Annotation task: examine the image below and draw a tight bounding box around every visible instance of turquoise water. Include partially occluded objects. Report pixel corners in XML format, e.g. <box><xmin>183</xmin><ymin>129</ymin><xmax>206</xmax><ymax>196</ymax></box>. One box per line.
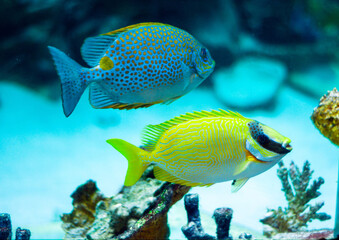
<box><xmin>1</xmin><ymin>81</ymin><xmax>337</xmax><ymax>238</ymax></box>
<box><xmin>1</xmin><ymin>1</ymin><xmax>339</xmax><ymax>239</ymax></box>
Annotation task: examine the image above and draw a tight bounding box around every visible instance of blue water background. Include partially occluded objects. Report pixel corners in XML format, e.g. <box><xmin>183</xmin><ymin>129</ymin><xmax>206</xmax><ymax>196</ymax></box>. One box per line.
<box><xmin>0</xmin><ymin>80</ymin><xmax>337</xmax><ymax>238</ymax></box>
<box><xmin>1</xmin><ymin>1</ymin><xmax>338</xmax><ymax>238</ymax></box>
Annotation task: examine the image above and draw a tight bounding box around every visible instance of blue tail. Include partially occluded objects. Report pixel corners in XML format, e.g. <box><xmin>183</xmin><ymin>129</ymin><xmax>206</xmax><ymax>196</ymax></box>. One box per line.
<box><xmin>48</xmin><ymin>46</ymin><xmax>88</xmax><ymax>117</ymax></box>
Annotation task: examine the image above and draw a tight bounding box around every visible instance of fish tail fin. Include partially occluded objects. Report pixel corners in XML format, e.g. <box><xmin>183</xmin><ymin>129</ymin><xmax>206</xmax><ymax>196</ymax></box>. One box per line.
<box><xmin>48</xmin><ymin>46</ymin><xmax>88</xmax><ymax>117</ymax></box>
<box><xmin>106</xmin><ymin>139</ymin><xmax>150</xmax><ymax>186</ymax></box>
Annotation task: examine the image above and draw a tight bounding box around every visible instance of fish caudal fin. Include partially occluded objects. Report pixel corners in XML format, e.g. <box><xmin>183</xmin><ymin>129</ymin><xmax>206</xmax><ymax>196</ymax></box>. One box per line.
<box><xmin>48</xmin><ymin>46</ymin><xmax>87</xmax><ymax>117</ymax></box>
<box><xmin>106</xmin><ymin>139</ymin><xmax>149</xmax><ymax>186</ymax></box>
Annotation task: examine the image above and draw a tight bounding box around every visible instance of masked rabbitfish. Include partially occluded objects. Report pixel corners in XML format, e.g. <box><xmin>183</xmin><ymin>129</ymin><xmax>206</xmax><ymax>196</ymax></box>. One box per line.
<box><xmin>48</xmin><ymin>22</ymin><xmax>215</xmax><ymax>117</ymax></box>
<box><xmin>107</xmin><ymin>109</ymin><xmax>292</xmax><ymax>192</ymax></box>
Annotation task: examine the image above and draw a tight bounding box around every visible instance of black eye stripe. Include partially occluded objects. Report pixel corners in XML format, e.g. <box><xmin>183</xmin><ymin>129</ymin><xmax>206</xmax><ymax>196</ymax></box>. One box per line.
<box><xmin>248</xmin><ymin>121</ymin><xmax>290</xmax><ymax>154</ymax></box>
<box><xmin>257</xmin><ymin>134</ymin><xmax>269</xmax><ymax>146</ymax></box>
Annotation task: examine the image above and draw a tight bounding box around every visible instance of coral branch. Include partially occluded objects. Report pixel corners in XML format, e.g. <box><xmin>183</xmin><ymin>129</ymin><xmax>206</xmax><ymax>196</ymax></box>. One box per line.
<box><xmin>15</xmin><ymin>228</ymin><xmax>31</xmax><ymax>240</ymax></box>
<box><xmin>213</xmin><ymin>208</ymin><xmax>233</xmax><ymax>240</ymax></box>
<box><xmin>0</xmin><ymin>214</ymin><xmax>11</xmax><ymax>240</ymax></box>
<box><xmin>277</xmin><ymin>161</ymin><xmax>294</xmax><ymax>202</ymax></box>
<box><xmin>184</xmin><ymin>194</ymin><xmax>204</xmax><ymax>232</ymax></box>
<box><xmin>0</xmin><ymin>214</ymin><xmax>31</xmax><ymax>240</ymax></box>
<box><xmin>181</xmin><ymin>194</ymin><xmax>215</xmax><ymax>240</ymax></box>
<box><xmin>182</xmin><ymin>194</ymin><xmax>252</xmax><ymax>240</ymax></box>
<box><xmin>260</xmin><ymin>161</ymin><xmax>331</xmax><ymax>237</ymax></box>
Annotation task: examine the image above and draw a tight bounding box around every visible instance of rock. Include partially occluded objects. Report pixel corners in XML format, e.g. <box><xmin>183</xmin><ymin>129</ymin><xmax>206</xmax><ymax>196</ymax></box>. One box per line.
<box><xmin>311</xmin><ymin>87</ymin><xmax>339</xmax><ymax>146</ymax></box>
<box><xmin>61</xmin><ymin>180</ymin><xmax>109</xmax><ymax>239</ymax></box>
<box><xmin>290</xmin><ymin>65</ymin><xmax>339</xmax><ymax>98</ymax></box>
<box><xmin>213</xmin><ymin>208</ymin><xmax>233</xmax><ymax>240</ymax></box>
<box><xmin>15</xmin><ymin>228</ymin><xmax>31</xmax><ymax>240</ymax></box>
<box><xmin>62</xmin><ymin>166</ymin><xmax>191</xmax><ymax>239</ymax></box>
<box><xmin>0</xmin><ymin>214</ymin><xmax>11</xmax><ymax>240</ymax></box>
<box><xmin>0</xmin><ymin>213</ymin><xmax>31</xmax><ymax>240</ymax></box>
<box><xmin>181</xmin><ymin>193</ymin><xmax>254</xmax><ymax>240</ymax></box>
<box><xmin>213</xmin><ymin>57</ymin><xmax>287</xmax><ymax>110</ymax></box>
<box><xmin>181</xmin><ymin>194</ymin><xmax>215</xmax><ymax>240</ymax></box>
<box><xmin>238</xmin><ymin>232</ymin><xmax>252</xmax><ymax>239</ymax></box>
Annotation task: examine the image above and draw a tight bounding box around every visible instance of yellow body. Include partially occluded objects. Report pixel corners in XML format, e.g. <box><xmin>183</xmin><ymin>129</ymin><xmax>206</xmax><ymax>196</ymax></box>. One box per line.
<box><xmin>107</xmin><ymin>109</ymin><xmax>292</xmax><ymax>192</ymax></box>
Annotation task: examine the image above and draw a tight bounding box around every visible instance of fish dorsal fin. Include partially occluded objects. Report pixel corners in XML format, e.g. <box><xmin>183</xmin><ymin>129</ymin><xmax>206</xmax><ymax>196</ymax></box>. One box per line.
<box><xmin>81</xmin><ymin>35</ymin><xmax>116</xmax><ymax>67</ymax></box>
<box><xmin>81</xmin><ymin>23</ymin><xmax>173</xmax><ymax>67</ymax></box>
<box><xmin>153</xmin><ymin>166</ymin><xmax>213</xmax><ymax>187</ymax></box>
<box><xmin>101</xmin><ymin>22</ymin><xmax>173</xmax><ymax>36</ymax></box>
<box><xmin>141</xmin><ymin>109</ymin><xmax>246</xmax><ymax>151</ymax></box>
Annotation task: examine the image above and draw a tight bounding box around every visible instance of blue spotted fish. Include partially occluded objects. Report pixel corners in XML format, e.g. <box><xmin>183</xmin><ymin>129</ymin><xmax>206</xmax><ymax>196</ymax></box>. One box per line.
<box><xmin>48</xmin><ymin>22</ymin><xmax>215</xmax><ymax>117</ymax></box>
<box><xmin>107</xmin><ymin>109</ymin><xmax>292</xmax><ymax>192</ymax></box>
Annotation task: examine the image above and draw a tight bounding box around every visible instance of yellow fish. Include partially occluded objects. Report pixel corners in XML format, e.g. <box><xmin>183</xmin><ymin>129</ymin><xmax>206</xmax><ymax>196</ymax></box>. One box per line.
<box><xmin>107</xmin><ymin>109</ymin><xmax>292</xmax><ymax>192</ymax></box>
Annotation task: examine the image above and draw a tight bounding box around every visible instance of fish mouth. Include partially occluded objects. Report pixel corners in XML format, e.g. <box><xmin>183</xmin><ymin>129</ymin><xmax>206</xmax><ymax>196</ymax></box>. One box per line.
<box><xmin>260</xmin><ymin>137</ymin><xmax>292</xmax><ymax>154</ymax></box>
<box><xmin>195</xmin><ymin>61</ymin><xmax>215</xmax><ymax>80</ymax></box>
<box><xmin>282</xmin><ymin>140</ymin><xmax>293</xmax><ymax>152</ymax></box>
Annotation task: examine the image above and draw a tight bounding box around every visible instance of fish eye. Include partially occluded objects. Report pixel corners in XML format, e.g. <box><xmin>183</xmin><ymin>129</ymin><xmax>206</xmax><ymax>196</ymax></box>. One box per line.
<box><xmin>200</xmin><ymin>48</ymin><xmax>208</xmax><ymax>62</ymax></box>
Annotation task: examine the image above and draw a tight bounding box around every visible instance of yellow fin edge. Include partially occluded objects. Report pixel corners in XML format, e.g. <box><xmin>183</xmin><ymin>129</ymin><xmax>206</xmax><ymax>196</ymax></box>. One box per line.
<box><xmin>101</xmin><ymin>22</ymin><xmax>173</xmax><ymax>36</ymax></box>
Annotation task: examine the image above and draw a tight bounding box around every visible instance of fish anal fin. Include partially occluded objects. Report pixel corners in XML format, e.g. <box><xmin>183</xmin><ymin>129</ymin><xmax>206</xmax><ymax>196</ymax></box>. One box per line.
<box><xmin>231</xmin><ymin>178</ymin><xmax>249</xmax><ymax>193</ymax></box>
<box><xmin>102</xmin><ymin>101</ymin><xmax>162</xmax><ymax>110</ymax></box>
<box><xmin>89</xmin><ymin>83</ymin><xmax>117</xmax><ymax>109</ymax></box>
<box><xmin>153</xmin><ymin>166</ymin><xmax>211</xmax><ymax>187</ymax></box>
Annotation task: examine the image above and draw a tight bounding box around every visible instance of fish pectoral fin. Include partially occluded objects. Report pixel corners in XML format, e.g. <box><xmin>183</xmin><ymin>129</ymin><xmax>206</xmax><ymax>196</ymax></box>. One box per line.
<box><xmin>233</xmin><ymin>161</ymin><xmax>251</xmax><ymax>176</ymax></box>
<box><xmin>89</xmin><ymin>83</ymin><xmax>117</xmax><ymax>109</ymax></box>
<box><xmin>231</xmin><ymin>178</ymin><xmax>249</xmax><ymax>193</ymax></box>
<box><xmin>153</xmin><ymin>166</ymin><xmax>211</xmax><ymax>187</ymax></box>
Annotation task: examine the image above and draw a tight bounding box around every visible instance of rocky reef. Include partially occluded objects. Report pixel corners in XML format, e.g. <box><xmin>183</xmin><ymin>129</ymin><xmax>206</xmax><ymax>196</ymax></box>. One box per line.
<box><xmin>311</xmin><ymin>87</ymin><xmax>339</xmax><ymax>146</ymax></box>
<box><xmin>182</xmin><ymin>193</ymin><xmax>252</xmax><ymax>240</ymax></box>
<box><xmin>260</xmin><ymin>161</ymin><xmax>331</xmax><ymax>238</ymax></box>
<box><xmin>213</xmin><ymin>56</ymin><xmax>287</xmax><ymax>110</ymax></box>
<box><xmin>62</xmin><ymin>166</ymin><xmax>190</xmax><ymax>239</ymax></box>
<box><xmin>0</xmin><ymin>213</ymin><xmax>31</xmax><ymax>240</ymax></box>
